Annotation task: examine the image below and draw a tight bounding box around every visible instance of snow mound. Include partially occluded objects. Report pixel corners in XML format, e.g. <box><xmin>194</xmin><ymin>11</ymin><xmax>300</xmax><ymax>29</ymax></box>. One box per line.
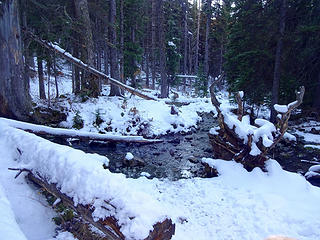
<box><xmin>0</xmin><ymin>124</ymin><xmax>167</xmax><ymax>240</ymax></box>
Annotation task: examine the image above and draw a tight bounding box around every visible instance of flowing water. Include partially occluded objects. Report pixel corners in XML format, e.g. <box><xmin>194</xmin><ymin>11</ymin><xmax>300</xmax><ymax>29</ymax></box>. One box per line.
<box><xmin>50</xmin><ymin>113</ymin><xmax>320</xmax><ymax>186</ymax></box>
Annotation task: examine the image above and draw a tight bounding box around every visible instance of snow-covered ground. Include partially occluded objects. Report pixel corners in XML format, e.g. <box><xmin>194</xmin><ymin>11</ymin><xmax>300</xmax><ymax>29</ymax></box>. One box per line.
<box><xmin>29</xmin><ymin>70</ymin><xmax>215</xmax><ymax>137</ymax></box>
<box><xmin>1</xmin><ymin>121</ymin><xmax>320</xmax><ymax>240</ymax></box>
<box><xmin>0</xmin><ymin>65</ymin><xmax>317</xmax><ymax>239</ymax></box>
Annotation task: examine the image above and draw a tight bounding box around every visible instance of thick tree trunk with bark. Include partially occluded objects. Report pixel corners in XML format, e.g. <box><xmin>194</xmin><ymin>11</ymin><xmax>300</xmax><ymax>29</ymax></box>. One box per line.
<box><xmin>109</xmin><ymin>0</ymin><xmax>121</xmax><ymax>96</ymax></box>
<box><xmin>74</xmin><ymin>0</ymin><xmax>100</xmax><ymax>97</ymax></box>
<box><xmin>270</xmin><ymin>0</ymin><xmax>287</xmax><ymax>123</ymax></box>
<box><xmin>0</xmin><ymin>0</ymin><xmax>31</xmax><ymax>120</ymax></box>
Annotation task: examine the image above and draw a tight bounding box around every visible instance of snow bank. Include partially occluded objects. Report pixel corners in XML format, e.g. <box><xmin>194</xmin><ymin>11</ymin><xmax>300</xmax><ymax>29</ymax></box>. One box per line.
<box><xmin>60</xmin><ymin>96</ymin><xmax>214</xmax><ymax>136</ymax></box>
<box><xmin>0</xmin><ymin>123</ymin><xmax>167</xmax><ymax>240</ymax></box>
<box><xmin>0</xmin><ymin>185</ymin><xmax>27</xmax><ymax>240</ymax></box>
<box><xmin>305</xmin><ymin>165</ymin><xmax>320</xmax><ymax>179</ymax></box>
<box><xmin>129</xmin><ymin>158</ymin><xmax>320</xmax><ymax>240</ymax></box>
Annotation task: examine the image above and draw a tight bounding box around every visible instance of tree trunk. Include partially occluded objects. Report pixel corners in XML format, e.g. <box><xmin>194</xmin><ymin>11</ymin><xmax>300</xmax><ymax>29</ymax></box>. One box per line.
<box><xmin>151</xmin><ymin>0</ymin><xmax>157</xmax><ymax>89</ymax></box>
<box><xmin>74</xmin><ymin>0</ymin><xmax>99</xmax><ymax>97</ymax></box>
<box><xmin>47</xmin><ymin>58</ymin><xmax>51</xmax><ymax>107</ymax></box>
<box><xmin>159</xmin><ymin>0</ymin><xmax>168</xmax><ymax>98</ymax></box>
<box><xmin>313</xmin><ymin>72</ymin><xmax>320</xmax><ymax>114</ymax></box>
<box><xmin>194</xmin><ymin>0</ymin><xmax>200</xmax><ymax>74</ymax></box>
<box><xmin>119</xmin><ymin>0</ymin><xmax>124</xmax><ymax>88</ymax></box>
<box><xmin>0</xmin><ymin>0</ymin><xmax>31</xmax><ymax>120</ymax></box>
<box><xmin>183</xmin><ymin>0</ymin><xmax>188</xmax><ymax>75</ymax></box>
<box><xmin>53</xmin><ymin>54</ymin><xmax>59</xmax><ymax>98</ymax></box>
<box><xmin>37</xmin><ymin>56</ymin><xmax>46</xmax><ymax>100</ymax></box>
<box><xmin>204</xmin><ymin>0</ymin><xmax>212</xmax><ymax>79</ymax></box>
<box><xmin>109</xmin><ymin>0</ymin><xmax>121</xmax><ymax>96</ymax></box>
<box><xmin>270</xmin><ymin>0</ymin><xmax>287</xmax><ymax>122</ymax></box>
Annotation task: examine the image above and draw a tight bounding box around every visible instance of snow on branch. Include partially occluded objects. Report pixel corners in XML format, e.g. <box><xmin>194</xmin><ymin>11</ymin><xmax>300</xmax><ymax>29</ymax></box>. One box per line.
<box><xmin>208</xmin><ymin>85</ymin><xmax>304</xmax><ymax>171</ymax></box>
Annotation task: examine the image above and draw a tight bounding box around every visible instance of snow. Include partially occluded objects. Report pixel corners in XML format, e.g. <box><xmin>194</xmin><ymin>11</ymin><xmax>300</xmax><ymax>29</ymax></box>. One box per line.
<box><xmin>58</xmin><ymin>95</ymin><xmax>214</xmax><ymax>136</ymax></box>
<box><xmin>274</xmin><ymin>104</ymin><xmax>288</xmax><ymax>113</ymax></box>
<box><xmin>128</xmin><ymin>158</ymin><xmax>320</xmax><ymax>240</ymax></box>
<box><xmin>1</xmin><ymin>122</ymin><xmax>320</xmax><ymax>239</ymax></box>
<box><xmin>209</xmin><ymin>126</ymin><xmax>219</xmax><ymax>135</ymax></box>
<box><xmin>304</xmin><ymin>144</ymin><xmax>320</xmax><ymax>150</ymax></box>
<box><xmin>168</xmin><ymin>41</ymin><xmax>176</xmax><ymax>47</ymax></box>
<box><xmin>295</xmin><ymin>131</ymin><xmax>320</xmax><ymax>144</ymax></box>
<box><xmin>0</xmin><ymin>117</ymin><xmax>153</xmax><ymax>144</ymax></box>
<box><xmin>0</xmin><ymin>185</ymin><xmax>27</xmax><ymax>240</ymax></box>
<box><xmin>0</xmin><ymin>123</ymin><xmax>167</xmax><ymax>240</ymax></box>
<box><xmin>238</xmin><ymin>91</ymin><xmax>244</xmax><ymax>99</ymax></box>
<box><xmin>305</xmin><ymin>165</ymin><xmax>320</xmax><ymax>179</ymax></box>
<box><xmin>125</xmin><ymin>152</ymin><xmax>134</xmax><ymax>161</ymax></box>
<box><xmin>283</xmin><ymin>132</ymin><xmax>297</xmax><ymax>142</ymax></box>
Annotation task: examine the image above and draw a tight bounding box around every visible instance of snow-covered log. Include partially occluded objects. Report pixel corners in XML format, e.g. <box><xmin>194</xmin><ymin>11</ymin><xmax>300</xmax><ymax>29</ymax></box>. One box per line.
<box><xmin>23</xmin><ymin>173</ymin><xmax>174</xmax><ymax>240</ymax></box>
<box><xmin>0</xmin><ymin>118</ymin><xmax>163</xmax><ymax>144</ymax></box>
<box><xmin>208</xmin><ymin>85</ymin><xmax>304</xmax><ymax>171</ymax></box>
<box><xmin>24</xmin><ymin>30</ymin><xmax>157</xmax><ymax>101</ymax></box>
<box><xmin>3</xmin><ymin>124</ymin><xmax>175</xmax><ymax>240</ymax></box>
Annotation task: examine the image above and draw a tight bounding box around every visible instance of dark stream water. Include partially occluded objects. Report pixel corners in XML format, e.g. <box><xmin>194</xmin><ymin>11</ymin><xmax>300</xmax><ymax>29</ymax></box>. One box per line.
<box><xmin>50</xmin><ymin>113</ymin><xmax>320</xmax><ymax>185</ymax></box>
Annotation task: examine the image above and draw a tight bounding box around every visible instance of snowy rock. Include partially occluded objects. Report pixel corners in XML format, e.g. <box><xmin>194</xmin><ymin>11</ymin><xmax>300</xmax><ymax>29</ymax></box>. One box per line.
<box><xmin>123</xmin><ymin>152</ymin><xmax>145</xmax><ymax>167</ymax></box>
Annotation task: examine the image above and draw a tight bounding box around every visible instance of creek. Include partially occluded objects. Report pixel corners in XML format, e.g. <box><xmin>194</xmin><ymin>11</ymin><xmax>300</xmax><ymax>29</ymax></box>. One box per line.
<box><xmin>51</xmin><ymin>113</ymin><xmax>320</xmax><ymax>186</ymax></box>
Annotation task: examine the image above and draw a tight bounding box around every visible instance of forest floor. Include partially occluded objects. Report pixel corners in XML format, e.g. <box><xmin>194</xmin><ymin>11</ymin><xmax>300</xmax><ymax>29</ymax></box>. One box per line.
<box><xmin>1</xmin><ymin>69</ymin><xmax>320</xmax><ymax>240</ymax></box>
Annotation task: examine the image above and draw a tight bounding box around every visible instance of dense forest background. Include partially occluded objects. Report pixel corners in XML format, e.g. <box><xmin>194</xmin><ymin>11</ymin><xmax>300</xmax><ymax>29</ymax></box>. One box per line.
<box><xmin>4</xmin><ymin>0</ymin><xmax>320</xmax><ymax>120</ymax></box>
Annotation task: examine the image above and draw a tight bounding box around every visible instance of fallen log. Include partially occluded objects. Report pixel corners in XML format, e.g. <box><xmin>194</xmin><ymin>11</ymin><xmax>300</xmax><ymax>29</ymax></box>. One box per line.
<box><xmin>207</xmin><ymin>85</ymin><xmax>305</xmax><ymax>171</ymax></box>
<box><xmin>24</xmin><ymin>29</ymin><xmax>157</xmax><ymax>101</ymax></box>
<box><xmin>9</xmin><ymin>169</ymin><xmax>175</xmax><ymax>240</ymax></box>
<box><xmin>0</xmin><ymin>117</ymin><xmax>163</xmax><ymax>144</ymax></box>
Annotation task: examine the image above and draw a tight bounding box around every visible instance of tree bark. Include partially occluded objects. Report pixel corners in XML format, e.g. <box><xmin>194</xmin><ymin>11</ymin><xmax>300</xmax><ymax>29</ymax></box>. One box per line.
<box><xmin>151</xmin><ymin>0</ymin><xmax>157</xmax><ymax>89</ymax></box>
<box><xmin>159</xmin><ymin>0</ymin><xmax>168</xmax><ymax>98</ymax></box>
<box><xmin>109</xmin><ymin>0</ymin><xmax>121</xmax><ymax>96</ymax></box>
<box><xmin>0</xmin><ymin>0</ymin><xmax>31</xmax><ymax>120</ymax></box>
<box><xmin>182</xmin><ymin>0</ymin><xmax>188</xmax><ymax>75</ymax></box>
<box><xmin>204</xmin><ymin>0</ymin><xmax>212</xmax><ymax>79</ymax></box>
<box><xmin>194</xmin><ymin>0</ymin><xmax>200</xmax><ymax>74</ymax></box>
<box><xmin>313</xmin><ymin>72</ymin><xmax>320</xmax><ymax>114</ymax></box>
<box><xmin>37</xmin><ymin>56</ymin><xmax>46</xmax><ymax>99</ymax></box>
<box><xmin>119</xmin><ymin>0</ymin><xmax>124</xmax><ymax>87</ymax></box>
<box><xmin>47</xmin><ymin>58</ymin><xmax>51</xmax><ymax>107</ymax></box>
<box><xmin>270</xmin><ymin>0</ymin><xmax>287</xmax><ymax>122</ymax></box>
<box><xmin>53</xmin><ymin>54</ymin><xmax>59</xmax><ymax>98</ymax></box>
<box><xmin>74</xmin><ymin>0</ymin><xmax>99</xmax><ymax>97</ymax></box>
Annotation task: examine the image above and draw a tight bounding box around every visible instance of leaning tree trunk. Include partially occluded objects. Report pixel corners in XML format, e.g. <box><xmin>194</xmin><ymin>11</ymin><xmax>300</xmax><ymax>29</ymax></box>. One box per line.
<box><xmin>0</xmin><ymin>0</ymin><xmax>31</xmax><ymax>120</ymax></box>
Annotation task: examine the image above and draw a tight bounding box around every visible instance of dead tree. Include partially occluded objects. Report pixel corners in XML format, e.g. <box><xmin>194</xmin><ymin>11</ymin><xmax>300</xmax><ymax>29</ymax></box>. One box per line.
<box><xmin>208</xmin><ymin>84</ymin><xmax>305</xmax><ymax>171</ymax></box>
<box><xmin>24</xmin><ymin>30</ymin><xmax>157</xmax><ymax>101</ymax></box>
